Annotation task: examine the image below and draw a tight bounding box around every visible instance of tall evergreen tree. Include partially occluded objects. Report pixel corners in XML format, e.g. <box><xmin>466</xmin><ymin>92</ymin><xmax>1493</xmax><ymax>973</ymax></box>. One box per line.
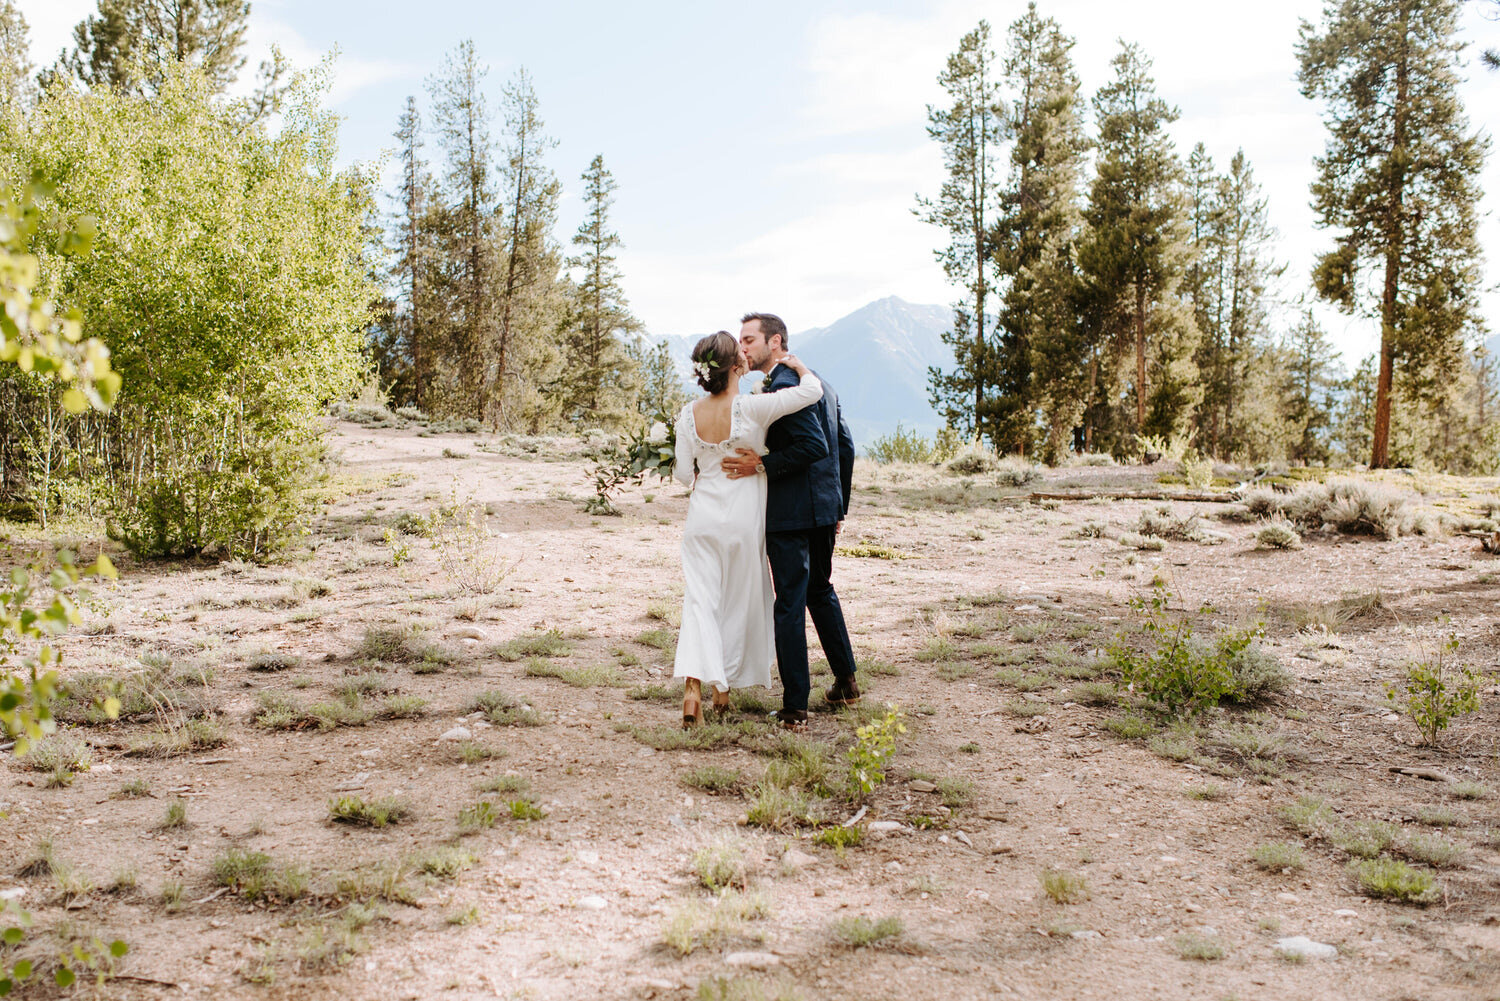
<box><xmin>1298</xmin><ymin>0</ymin><xmax>1488</xmax><ymax>468</ymax></box>
<box><xmin>1189</xmin><ymin>149</ymin><xmax>1280</xmax><ymax>458</ymax></box>
<box><xmin>382</xmin><ymin>95</ymin><xmax>435</xmax><ymax>409</ymax></box>
<box><xmin>1077</xmin><ymin>42</ymin><xmax>1199</xmax><ymax>447</ymax></box>
<box><xmin>427</xmin><ymin>39</ymin><xmax>501</xmax><ymax>418</ymax></box>
<box><xmin>490</xmin><ymin>68</ymin><xmax>563</xmax><ymax>429</ymax></box>
<box><xmin>61</xmin><ymin>0</ymin><xmax>249</xmax><ymax>95</ymax></box>
<box><xmin>1184</xmin><ymin>144</ymin><xmax>1229</xmax><ymax>450</ymax></box>
<box><xmin>991</xmin><ymin>3</ymin><xmax>1089</xmax><ymax>458</ymax></box>
<box><xmin>0</xmin><ymin>0</ymin><xmax>33</xmax><ymax>113</ymax></box>
<box><xmin>630</xmin><ymin>339</ymin><xmax>688</xmax><ymax>421</ymax></box>
<box><xmin>1281</xmin><ymin>309</ymin><xmax>1343</xmax><ymax>463</ymax></box>
<box><xmin>918</xmin><ymin>20</ymin><xmax>1006</xmax><ymax>445</ymax></box>
<box><xmin>559</xmin><ymin>154</ymin><xmax>640</xmax><ymax>427</ymax></box>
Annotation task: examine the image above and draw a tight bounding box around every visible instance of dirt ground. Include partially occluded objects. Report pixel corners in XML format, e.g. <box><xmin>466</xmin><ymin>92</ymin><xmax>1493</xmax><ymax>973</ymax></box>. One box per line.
<box><xmin>2</xmin><ymin>420</ymin><xmax>1498</xmax><ymax>1001</ymax></box>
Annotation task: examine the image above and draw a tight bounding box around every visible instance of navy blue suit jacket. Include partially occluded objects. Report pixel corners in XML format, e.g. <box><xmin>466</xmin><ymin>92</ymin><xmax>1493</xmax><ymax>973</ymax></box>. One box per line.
<box><xmin>760</xmin><ymin>364</ymin><xmax>855</xmax><ymax>533</ymax></box>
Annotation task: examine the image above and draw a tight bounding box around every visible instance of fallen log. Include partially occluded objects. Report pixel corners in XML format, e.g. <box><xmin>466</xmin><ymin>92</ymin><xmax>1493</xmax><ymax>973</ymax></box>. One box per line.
<box><xmin>1028</xmin><ymin>490</ymin><xmax>1237</xmax><ymax>503</ymax></box>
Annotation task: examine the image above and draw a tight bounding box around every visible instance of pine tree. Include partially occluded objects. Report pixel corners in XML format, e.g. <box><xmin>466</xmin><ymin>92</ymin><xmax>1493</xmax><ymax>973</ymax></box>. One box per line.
<box><xmin>629</xmin><ymin>339</ymin><xmax>687</xmax><ymax>422</ymax></box>
<box><xmin>991</xmin><ymin>4</ymin><xmax>1089</xmax><ymax>459</ymax></box>
<box><xmin>559</xmin><ymin>154</ymin><xmax>640</xmax><ymax>428</ymax></box>
<box><xmin>61</xmin><ymin>0</ymin><xmax>249</xmax><ymax>95</ymax></box>
<box><xmin>383</xmin><ymin>95</ymin><xmax>435</xmax><ymax>410</ymax></box>
<box><xmin>1185</xmin><ymin>144</ymin><xmax>1229</xmax><ymax>451</ymax></box>
<box><xmin>918</xmin><ymin>20</ymin><xmax>1006</xmax><ymax>445</ymax></box>
<box><xmin>0</xmin><ymin>0</ymin><xmax>33</xmax><ymax>114</ymax></box>
<box><xmin>490</xmin><ymin>69</ymin><xmax>563</xmax><ymax>430</ymax></box>
<box><xmin>1077</xmin><ymin>42</ymin><xmax>1199</xmax><ymax>448</ymax></box>
<box><xmin>1194</xmin><ymin>150</ymin><xmax>1280</xmax><ymax>458</ymax></box>
<box><xmin>1282</xmin><ymin>309</ymin><xmax>1343</xmax><ymax>463</ymax></box>
<box><xmin>427</xmin><ymin>40</ymin><xmax>501</xmax><ymax>419</ymax></box>
<box><xmin>1298</xmin><ymin>0</ymin><xmax>1488</xmax><ymax>468</ymax></box>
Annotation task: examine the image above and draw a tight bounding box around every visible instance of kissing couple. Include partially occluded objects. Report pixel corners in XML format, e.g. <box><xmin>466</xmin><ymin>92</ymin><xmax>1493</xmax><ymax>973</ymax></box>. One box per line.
<box><xmin>669</xmin><ymin>312</ymin><xmax>860</xmax><ymax>731</ymax></box>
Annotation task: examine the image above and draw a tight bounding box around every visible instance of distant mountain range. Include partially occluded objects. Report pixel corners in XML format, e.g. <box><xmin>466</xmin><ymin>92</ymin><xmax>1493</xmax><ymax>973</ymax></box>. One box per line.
<box><xmin>653</xmin><ymin>296</ymin><xmax>955</xmax><ymax>445</ymax></box>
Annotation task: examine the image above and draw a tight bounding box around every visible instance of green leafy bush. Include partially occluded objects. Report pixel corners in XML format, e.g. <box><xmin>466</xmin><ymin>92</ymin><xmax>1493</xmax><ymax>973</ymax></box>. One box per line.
<box><xmin>846</xmin><ymin>705</ymin><xmax>906</xmax><ymax>798</ymax></box>
<box><xmin>1385</xmin><ymin>632</ymin><xmax>1488</xmax><ymax>746</ymax></box>
<box><xmin>1108</xmin><ymin>581</ymin><xmax>1265</xmax><ymax>715</ymax></box>
<box><xmin>7</xmin><ymin>65</ymin><xmax>373</xmax><ymax>559</ymax></box>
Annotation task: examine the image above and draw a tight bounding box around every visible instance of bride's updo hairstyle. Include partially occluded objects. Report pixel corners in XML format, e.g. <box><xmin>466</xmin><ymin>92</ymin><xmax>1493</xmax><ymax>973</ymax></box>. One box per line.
<box><xmin>691</xmin><ymin>331</ymin><xmax>738</xmax><ymax>394</ymax></box>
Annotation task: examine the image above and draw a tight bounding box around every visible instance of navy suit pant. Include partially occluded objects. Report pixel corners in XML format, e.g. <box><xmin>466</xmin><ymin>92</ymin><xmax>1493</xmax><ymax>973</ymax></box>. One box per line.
<box><xmin>765</xmin><ymin>525</ymin><xmax>858</xmax><ymax>712</ymax></box>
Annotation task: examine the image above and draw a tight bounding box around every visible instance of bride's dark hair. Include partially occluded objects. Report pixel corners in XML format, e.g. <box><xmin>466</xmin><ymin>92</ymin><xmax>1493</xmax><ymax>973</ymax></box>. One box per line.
<box><xmin>691</xmin><ymin>331</ymin><xmax>738</xmax><ymax>394</ymax></box>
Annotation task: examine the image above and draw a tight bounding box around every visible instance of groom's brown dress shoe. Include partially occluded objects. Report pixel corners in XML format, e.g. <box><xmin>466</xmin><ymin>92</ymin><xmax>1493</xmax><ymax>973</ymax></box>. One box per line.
<box><xmin>825</xmin><ymin>678</ymin><xmax>861</xmax><ymax>708</ymax></box>
<box><xmin>769</xmin><ymin>708</ymin><xmax>808</xmax><ymax>731</ymax></box>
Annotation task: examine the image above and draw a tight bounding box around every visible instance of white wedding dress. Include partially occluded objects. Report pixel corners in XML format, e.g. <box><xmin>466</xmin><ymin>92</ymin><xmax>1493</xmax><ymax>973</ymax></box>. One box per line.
<box><xmin>672</xmin><ymin>373</ymin><xmax>824</xmax><ymax>694</ymax></box>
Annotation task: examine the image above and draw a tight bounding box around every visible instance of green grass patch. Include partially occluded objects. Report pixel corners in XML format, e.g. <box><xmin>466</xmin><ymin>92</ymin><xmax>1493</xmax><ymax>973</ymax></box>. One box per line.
<box><xmin>494</xmin><ymin>629</ymin><xmax>573</xmax><ymax>662</ymax></box>
<box><xmin>1252</xmin><ymin>841</ymin><xmax>1305</xmax><ymax>871</ymax></box>
<box><xmin>468</xmin><ymin>690</ymin><xmax>545</xmax><ymax>727</ymax></box>
<box><xmin>1039</xmin><ymin>868</ymin><xmax>1088</xmax><ymax>904</ymax></box>
<box><xmin>328</xmin><ymin>795</ymin><xmax>411</xmax><ymax>828</ymax></box>
<box><xmin>1351</xmin><ymin>858</ymin><xmax>1438</xmax><ymax>904</ymax></box>
<box><xmin>524</xmin><ymin>660</ymin><xmax>628</xmax><ymax>687</ymax></box>
<box><xmin>681</xmin><ymin>764</ymin><xmax>744</xmax><ymax>795</ymax></box>
<box><xmin>830</xmin><ymin>915</ymin><xmax>904</xmax><ymax>948</ymax></box>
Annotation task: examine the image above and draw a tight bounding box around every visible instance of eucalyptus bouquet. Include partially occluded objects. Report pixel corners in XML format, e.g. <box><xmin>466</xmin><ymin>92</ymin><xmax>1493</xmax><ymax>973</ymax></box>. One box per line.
<box><xmin>585</xmin><ymin>414</ymin><xmax>678</xmax><ymax>515</ymax></box>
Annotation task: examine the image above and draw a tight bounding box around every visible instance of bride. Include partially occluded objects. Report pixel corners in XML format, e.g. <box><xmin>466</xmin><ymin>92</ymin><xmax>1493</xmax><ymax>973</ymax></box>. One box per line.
<box><xmin>671</xmin><ymin>330</ymin><xmax>823</xmax><ymax>727</ymax></box>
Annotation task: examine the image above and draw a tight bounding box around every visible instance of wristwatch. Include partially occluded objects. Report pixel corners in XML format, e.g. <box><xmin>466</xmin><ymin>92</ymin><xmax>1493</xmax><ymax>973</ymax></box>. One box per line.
<box><xmin>755</xmin><ymin>461</ymin><xmax>765</xmax><ymax>475</ymax></box>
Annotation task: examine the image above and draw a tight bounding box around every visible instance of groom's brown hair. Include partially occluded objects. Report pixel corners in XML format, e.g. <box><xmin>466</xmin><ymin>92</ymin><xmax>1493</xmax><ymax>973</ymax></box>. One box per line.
<box><xmin>742</xmin><ymin>312</ymin><xmax>788</xmax><ymax>351</ymax></box>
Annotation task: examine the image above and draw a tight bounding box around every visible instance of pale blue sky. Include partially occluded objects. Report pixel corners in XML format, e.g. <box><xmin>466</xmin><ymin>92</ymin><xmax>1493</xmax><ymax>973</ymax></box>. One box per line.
<box><xmin>17</xmin><ymin>0</ymin><xmax>1500</xmax><ymax>366</ymax></box>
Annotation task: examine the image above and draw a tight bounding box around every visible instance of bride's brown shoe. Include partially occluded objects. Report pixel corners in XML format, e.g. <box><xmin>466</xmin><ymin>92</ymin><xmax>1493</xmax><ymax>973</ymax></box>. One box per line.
<box><xmin>682</xmin><ymin>678</ymin><xmax>704</xmax><ymax>729</ymax></box>
<box><xmin>710</xmin><ymin>688</ymin><xmax>731</xmax><ymax>718</ymax></box>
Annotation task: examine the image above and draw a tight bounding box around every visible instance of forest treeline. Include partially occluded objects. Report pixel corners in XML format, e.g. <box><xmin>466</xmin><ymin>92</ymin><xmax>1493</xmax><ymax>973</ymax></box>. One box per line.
<box><xmin>0</xmin><ymin>0</ymin><xmax>1494</xmax><ymax>563</ymax></box>
<box><xmin>920</xmin><ymin>0</ymin><xmax>1495</xmax><ymax>471</ymax></box>
<box><xmin>0</xmin><ymin>0</ymin><xmax>680</xmax><ymax>559</ymax></box>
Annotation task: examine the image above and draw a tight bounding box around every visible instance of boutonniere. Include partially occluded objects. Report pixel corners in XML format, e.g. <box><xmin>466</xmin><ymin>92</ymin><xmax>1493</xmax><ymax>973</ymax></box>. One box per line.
<box><xmin>760</xmin><ymin>374</ymin><xmax>774</xmax><ymax>393</ymax></box>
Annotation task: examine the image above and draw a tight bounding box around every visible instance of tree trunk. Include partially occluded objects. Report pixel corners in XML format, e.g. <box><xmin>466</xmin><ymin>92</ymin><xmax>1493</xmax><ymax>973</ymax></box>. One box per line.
<box><xmin>1134</xmin><ymin>286</ymin><xmax>1147</xmax><ymax>428</ymax></box>
<box><xmin>1371</xmin><ymin>10</ymin><xmax>1409</xmax><ymax>470</ymax></box>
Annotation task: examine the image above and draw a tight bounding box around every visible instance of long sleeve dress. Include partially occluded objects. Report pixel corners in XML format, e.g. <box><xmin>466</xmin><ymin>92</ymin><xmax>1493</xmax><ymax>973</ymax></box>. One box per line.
<box><xmin>671</xmin><ymin>374</ymin><xmax>824</xmax><ymax>694</ymax></box>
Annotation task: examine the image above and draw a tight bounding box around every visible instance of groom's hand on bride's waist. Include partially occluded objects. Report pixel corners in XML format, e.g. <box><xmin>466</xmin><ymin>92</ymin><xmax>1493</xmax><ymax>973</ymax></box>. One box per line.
<box><xmin>722</xmin><ymin>448</ymin><xmax>763</xmax><ymax>480</ymax></box>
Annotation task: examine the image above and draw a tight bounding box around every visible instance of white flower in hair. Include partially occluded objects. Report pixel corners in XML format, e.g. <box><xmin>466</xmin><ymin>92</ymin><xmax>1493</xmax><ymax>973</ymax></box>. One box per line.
<box><xmin>692</xmin><ymin>359</ymin><xmax>714</xmax><ymax>381</ymax></box>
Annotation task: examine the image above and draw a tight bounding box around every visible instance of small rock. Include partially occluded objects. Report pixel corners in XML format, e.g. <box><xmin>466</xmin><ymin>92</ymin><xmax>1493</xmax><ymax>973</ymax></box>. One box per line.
<box><xmin>1274</xmin><ymin>936</ymin><xmax>1337</xmax><ymax>960</ymax></box>
<box><xmin>990</xmin><ymin>844</ymin><xmax>1014</xmax><ymax>855</ymax></box>
<box><xmin>0</xmin><ymin>888</ymin><xmax>24</xmax><ymax>902</ymax></box>
<box><xmin>576</xmin><ymin>851</ymin><xmax>600</xmax><ymax>865</ymax></box>
<box><xmin>575</xmin><ymin>895</ymin><xmax>607</xmax><ymax>911</ymax></box>
<box><xmin>910</xmin><ymin>780</ymin><xmax>938</xmax><ymax>793</ymax></box>
<box><xmin>668</xmin><ymin>815</ymin><xmax>686</xmax><ymax>829</ymax></box>
<box><xmin>1070</xmin><ymin>930</ymin><xmax>1103</xmax><ymax>941</ymax></box>
<box><xmin>782</xmin><ymin>848</ymin><xmax>818</xmax><ymax>871</ymax></box>
<box><xmin>1275</xmin><ymin>892</ymin><xmax>1299</xmax><ymax>904</ymax></box>
<box><xmin>1184</xmin><ymin>903</ymin><xmax>1202</xmax><ymax>913</ymax></box>
<box><xmin>868</xmin><ymin>821</ymin><xmax>904</xmax><ymax>833</ymax></box>
<box><xmin>439</xmin><ymin>726</ymin><xmax>472</xmax><ymax>742</ymax></box>
<box><xmin>725</xmin><ymin>952</ymin><xmax>782</xmax><ymax>970</ymax></box>
<box><xmin>456</xmin><ymin>626</ymin><xmax>487</xmax><ymax>641</ymax></box>
<box><xmin>954</xmin><ymin>830</ymin><xmax>974</xmax><ymax>848</ymax></box>
<box><xmin>1334</xmin><ymin>909</ymin><xmax>1358</xmax><ymax>918</ymax></box>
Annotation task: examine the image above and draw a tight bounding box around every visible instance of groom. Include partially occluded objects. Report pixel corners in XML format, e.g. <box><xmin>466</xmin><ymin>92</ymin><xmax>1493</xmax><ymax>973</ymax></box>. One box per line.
<box><xmin>724</xmin><ymin>312</ymin><xmax>859</xmax><ymax>730</ymax></box>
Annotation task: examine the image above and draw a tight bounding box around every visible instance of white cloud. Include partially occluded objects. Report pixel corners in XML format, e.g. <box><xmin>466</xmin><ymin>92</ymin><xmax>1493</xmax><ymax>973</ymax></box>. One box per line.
<box><xmin>239</xmin><ymin>14</ymin><xmax>419</xmax><ymax>108</ymax></box>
